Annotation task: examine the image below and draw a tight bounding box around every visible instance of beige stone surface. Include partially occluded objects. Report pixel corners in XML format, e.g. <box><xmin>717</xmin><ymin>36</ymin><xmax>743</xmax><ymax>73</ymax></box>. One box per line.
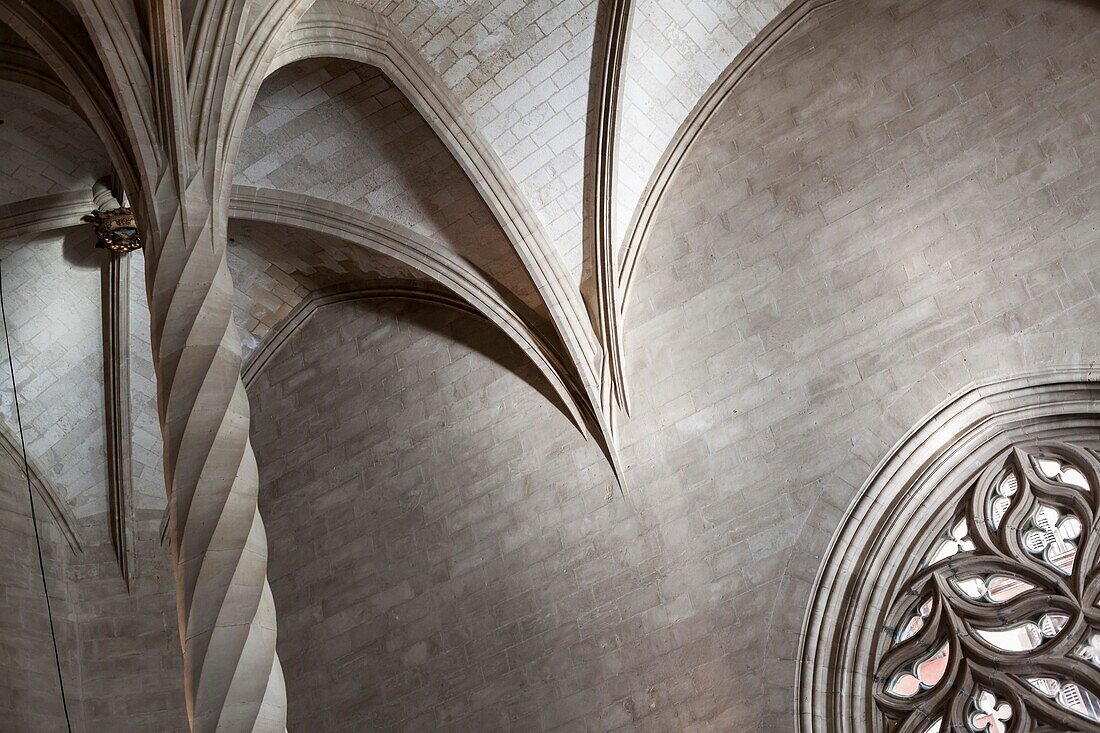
<box><xmin>127</xmin><ymin>250</ymin><xmax>169</xmax><ymax>514</ymax></box>
<box><xmin>0</xmin><ymin>454</ymin><xmax>188</xmax><ymax>731</ymax></box>
<box><xmin>0</xmin><ymin>228</ymin><xmax>109</xmax><ymax>518</ymax></box>
<box><xmin>250</xmin><ymin>299</ymin><xmax>614</xmax><ymax>731</ymax></box>
<box><xmin>0</xmin><ymin>0</ymin><xmax>1098</xmax><ymax>730</ymax></box>
<box><xmin>617</xmin><ymin>0</ymin><xmax>784</xmax><ymax>250</ymax></box>
<box><xmin>227</xmin><ymin>218</ymin><xmax>423</xmax><ymax>360</ymax></box>
<box><xmin>244</xmin><ymin>0</ymin><xmax>1100</xmax><ymax>730</ymax></box>
<box><xmin>66</xmin><ymin>509</ymin><xmax>187</xmax><ymax>730</ymax></box>
<box><xmin>622</xmin><ymin>0</ymin><xmax>1100</xmax><ymax>727</ymax></box>
<box><xmin>339</xmin><ymin>0</ymin><xmax>598</xmax><ymax>280</ymax></box>
<box><xmin>0</xmin><ymin>449</ymin><xmax>77</xmax><ymax>731</ymax></box>
<box><xmin>140</xmin><ymin>195</ymin><xmax>286</xmax><ymax>731</ymax></box>
<box><xmin>236</xmin><ymin>58</ymin><xmax>544</xmax><ymax>320</ymax></box>
<box><xmin>0</xmin><ymin>81</ymin><xmax>111</xmax><ymax>207</ymax></box>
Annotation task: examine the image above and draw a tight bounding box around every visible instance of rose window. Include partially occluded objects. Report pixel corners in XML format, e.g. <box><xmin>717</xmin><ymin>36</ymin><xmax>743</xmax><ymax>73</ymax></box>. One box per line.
<box><xmin>875</xmin><ymin>443</ymin><xmax>1100</xmax><ymax>731</ymax></box>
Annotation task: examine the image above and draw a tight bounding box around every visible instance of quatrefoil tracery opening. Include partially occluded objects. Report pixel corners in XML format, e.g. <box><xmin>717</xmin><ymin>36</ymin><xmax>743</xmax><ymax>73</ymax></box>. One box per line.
<box><xmin>875</xmin><ymin>443</ymin><xmax>1100</xmax><ymax>732</ymax></box>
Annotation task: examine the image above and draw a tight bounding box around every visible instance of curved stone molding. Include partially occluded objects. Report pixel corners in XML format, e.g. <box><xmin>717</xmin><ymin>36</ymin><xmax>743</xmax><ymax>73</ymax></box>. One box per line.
<box><xmin>0</xmin><ymin>191</ymin><xmax>95</xmax><ymax>239</ymax></box>
<box><xmin>255</xmin><ymin>0</ymin><xmax>602</xmax><ymax>401</ymax></box>
<box><xmin>616</xmin><ymin>0</ymin><xmax>841</xmax><ymax>308</ymax></box>
<box><xmin>93</xmin><ymin>181</ymin><xmax>136</xmax><ymax>589</ymax></box>
<box><xmin>71</xmin><ymin>0</ymin><xmax>158</xmax><ymax>188</ymax></box>
<box><xmin>1</xmin><ymin>0</ymin><xmax>151</xmax><ymax>204</ymax></box>
<box><xmin>0</xmin><ymin>42</ymin><xmax>76</xmax><ymax>111</ymax></box>
<box><xmin>219</xmin><ymin>0</ymin><xmax>311</xmax><ymax>187</ymax></box>
<box><xmin>0</xmin><ymin>421</ymin><xmax>83</xmax><ymax>554</ymax></box>
<box><xmin>228</xmin><ymin>185</ymin><xmax>596</xmax><ymax>439</ymax></box>
<box><xmin>166</xmin><ymin>286</ymin><xmax>479</xmax><ymax>546</ymax></box>
<box><xmin>800</xmin><ymin>369</ymin><xmax>1100</xmax><ymax>733</ymax></box>
<box><xmin>583</xmin><ymin>0</ymin><xmax>633</xmax><ymax>415</ymax></box>
<box><xmin>241</xmin><ymin>283</ymin><xmax>482</xmax><ymax>388</ymax></box>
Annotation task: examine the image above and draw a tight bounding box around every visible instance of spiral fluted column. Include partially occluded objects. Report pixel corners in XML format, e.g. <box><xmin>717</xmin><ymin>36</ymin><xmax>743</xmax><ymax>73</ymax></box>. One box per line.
<box><xmin>144</xmin><ymin>187</ymin><xmax>286</xmax><ymax>731</ymax></box>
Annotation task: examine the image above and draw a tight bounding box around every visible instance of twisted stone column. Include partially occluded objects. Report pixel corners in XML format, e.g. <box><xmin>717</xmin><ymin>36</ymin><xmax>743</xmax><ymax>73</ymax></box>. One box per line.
<box><xmin>144</xmin><ymin>190</ymin><xmax>286</xmax><ymax>731</ymax></box>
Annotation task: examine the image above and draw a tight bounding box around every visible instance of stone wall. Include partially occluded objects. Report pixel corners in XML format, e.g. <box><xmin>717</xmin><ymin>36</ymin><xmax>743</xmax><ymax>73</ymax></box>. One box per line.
<box><xmin>0</xmin><ymin>231</ymin><xmax>109</xmax><ymax>519</ymax></box>
<box><xmin>0</xmin><ymin>467</ymin><xmax>186</xmax><ymax>731</ymax></box>
<box><xmin>0</xmin><ymin>450</ymin><xmax>77</xmax><ymax>731</ymax></box>
<box><xmin>226</xmin><ymin>219</ymin><xmax>421</xmax><ymax>361</ymax></box>
<box><xmin>617</xmin><ymin>0</ymin><xmax>785</xmax><ymax>248</ymax></box>
<box><xmin>66</xmin><ymin>512</ymin><xmax>186</xmax><ymax>731</ymax></box>
<box><xmin>620</xmin><ymin>0</ymin><xmax>1100</xmax><ymax>727</ymax></box>
<box><xmin>0</xmin><ymin>0</ymin><xmax>1095</xmax><ymax>729</ymax></box>
<box><xmin>0</xmin><ymin>81</ymin><xmax>110</xmax><ymax>207</ymax></box>
<box><xmin>249</xmin><ymin>299</ymin><xmax>610</xmax><ymax>731</ymax></box>
<box><xmin>248</xmin><ymin>0</ymin><xmax>1100</xmax><ymax>730</ymax></box>
<box><xmin>0</xmin><ymin>233</ymin><xmax>186</xmax><ymax>731</ymax></box>
<box><xmin>236</xmin><ymin>58</ymin><xmax>542</xmax><ymax>318</ymax></box>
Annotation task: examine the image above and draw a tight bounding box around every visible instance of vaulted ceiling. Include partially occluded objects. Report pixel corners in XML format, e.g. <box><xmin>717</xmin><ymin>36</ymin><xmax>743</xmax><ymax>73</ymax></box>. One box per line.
<box><xmin>1</xmin><ymin>1</ymin><xmax>1098</xmax><ymax>731</ymax></box>
<box><xmin>0</xmin><ymin>0</ymin><xmax>820</xmax><ymax>727</ymax></box>
<box><xmin>0</xmin><ymin>0</ymin><xmax>806</xmax><ymax>517</ymax></box>
<box><xmin>236</xmin><ymin>57</ymin><xmax>546</xmax><ymax>326</ymax></box>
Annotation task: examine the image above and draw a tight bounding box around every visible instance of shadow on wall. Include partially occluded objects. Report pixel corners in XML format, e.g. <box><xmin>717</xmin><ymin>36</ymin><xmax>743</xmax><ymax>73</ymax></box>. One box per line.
<box><xmin>247</xmin><ymin>296</ymin><xmax>616</xmax><ymax>731</ymax></box>
<box><xmin>372</xmin><ymin>299</ymin><xmax>572</xmax><ymax>422</ymax></box>
<box><xmin>236</xmin><ymin>57</ymin><xmax>528</xmax><ymax>304</ymax></box>
<box><xmin>244</xmin><ymin>0</ymin><xmax>1100</xmax><ymax>729</ymax></box>
<box><xmin>60</xmin><ymin>225</ymin><xmax>107</xmax><ymax>270</ymax></box>
<box><xmin>256</xmin><ymin>293</ymin><xmax>577</xmax><ymax>431</ymax></box>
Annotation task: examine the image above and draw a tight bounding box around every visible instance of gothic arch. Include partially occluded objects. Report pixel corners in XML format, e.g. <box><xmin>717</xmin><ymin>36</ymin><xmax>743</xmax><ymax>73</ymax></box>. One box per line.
<box><xmin>239</xmin><ymin>0</ymin><xmax>603</xmax><ymax>399</ymax></box>
<box><xmin>800</xmin><ymin>369</ymin><xmax>1100</xmax><ymax>732</ymax></box>
<box><xmin>615</xmin><ymin>0</ymin><xmax>840</xmax><ymax>309</ymax></box>
<box><xmin>227</xmin><ymin>186</ymin><xmax>592</xmax><ymax>435</ymax></box>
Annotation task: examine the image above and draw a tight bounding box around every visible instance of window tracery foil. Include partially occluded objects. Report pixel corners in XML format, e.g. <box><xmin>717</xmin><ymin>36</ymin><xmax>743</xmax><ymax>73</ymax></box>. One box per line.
<box><xmin>876</xmin><ymin>444</ymin><xmax>1100</xmax><ymax>732</ymax></box>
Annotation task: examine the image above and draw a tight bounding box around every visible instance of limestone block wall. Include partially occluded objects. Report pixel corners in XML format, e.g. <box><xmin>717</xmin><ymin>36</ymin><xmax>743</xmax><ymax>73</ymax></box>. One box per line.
<box><xmin>128</xmin><ymin>250</ymin><xmax>170</xmax><ymax>516</ymax></box>
<box><xmin>620</xmin><ymin>0</ymin><xmax>1100</xmax><ymax>728</ymax></box>
<box><xmin>0</xmin><ymin>467</ymin><xmax>185</xmax><ymax>732</ymax></box>
<box><xmin>0</xmin><ymin>0</ymin><xmax>1095</xmax><ymax>729</ymax></box>
<box><xmin>249</xmin><ymin>299</ymin><xmax>615</xmax><ymax>731</ymax></box>
<box><xmin>0</xmin><ymin>231</ymin><xmax>108</xmax><ymax>519</ymax></box>
<box><xmin>65</xmin><ymin>512</ymin><xmax>186</xmax><ymax>731</ymax></box>
<box><xmin>226</xmin><ymin>219</ymin><xmax>421</xmax><ymax>360</ymax></box>
<box><xmin>247</xmin><ymin>0</ymin><xmax>1100</xmax><ymax>730</ymax></box>
<box><xmin>617</xmin><ymin>0</ymin><xmax>785</xmax><ymax>248</ymax></box>
<box><xmin>0</xmin><ymin>245</ymin><xmax>185</xmax><ymax>731</ymax></box>
<box><xmin>0</xmin><ymin>499</ymin><xmax>186</xmax><ymax>732</ymax></box>
<box><xmin>0</xmin><ymin>451</ymin><xmax>77</xmax><ymax>732</ymax></box>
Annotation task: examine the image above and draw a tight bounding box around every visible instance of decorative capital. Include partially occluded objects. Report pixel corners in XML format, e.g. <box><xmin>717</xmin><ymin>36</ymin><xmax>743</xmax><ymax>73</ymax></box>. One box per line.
<box><xmin>91</xmin><ymin>208</ymin><xmax>143</xmax><ymax>253</ymax></box>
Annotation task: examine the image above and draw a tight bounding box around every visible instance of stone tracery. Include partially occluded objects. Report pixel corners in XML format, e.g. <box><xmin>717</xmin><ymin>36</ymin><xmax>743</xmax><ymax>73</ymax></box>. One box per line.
<box><xmin>877</xmin><ymin>443</ymin><xmax>1100</xmax><ymax>732</ymax></box>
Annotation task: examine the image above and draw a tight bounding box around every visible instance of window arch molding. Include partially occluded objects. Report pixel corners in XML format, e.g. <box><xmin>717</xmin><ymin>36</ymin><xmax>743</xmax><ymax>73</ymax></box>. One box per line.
<box><xmin>800</xmin><ymin>368</ymin><xmax>1100</xmax><ymax>733</ymax></box>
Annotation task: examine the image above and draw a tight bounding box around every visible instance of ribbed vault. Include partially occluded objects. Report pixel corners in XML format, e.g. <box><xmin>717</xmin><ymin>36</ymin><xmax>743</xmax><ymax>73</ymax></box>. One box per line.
<box><xmin>226</xmin><ymin>217</ymin><xmax>422</xmax><ymax>360</ymax></box>
<box><xmin>616</xmin><ymin>0</ymin><xmax>788</xmax><ymax>256</ymax></box>
<box><xmin>0</xmin><ymin>81</ymin><xmax>110</xmax><ymax>205</ymax></box>
<box><xmin>336</xmin><ymin>0</ymin><xmax>598</xmax><ymax>282</ymax></box>
<box><xmin>236</xmin><ymin>57</ymin><xmax>548</xmax><ymax>327</ymax></box>
<box><xmin>0</xmin><ymin>48</ymin><xmax>115</xmax><ymax>520</ymax></box>
<box><xmin>6</xmin><ymin>0</ymin><xmax>1092</xmax><ymax>731</ymax></box>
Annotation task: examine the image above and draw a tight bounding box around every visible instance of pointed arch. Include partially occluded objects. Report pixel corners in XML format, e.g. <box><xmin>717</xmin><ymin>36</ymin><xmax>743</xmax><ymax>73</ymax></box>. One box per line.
<box><xmin>229</xmin><ymin>1</ymin><xmax>604</xmax><ymax>419</ymax></box>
